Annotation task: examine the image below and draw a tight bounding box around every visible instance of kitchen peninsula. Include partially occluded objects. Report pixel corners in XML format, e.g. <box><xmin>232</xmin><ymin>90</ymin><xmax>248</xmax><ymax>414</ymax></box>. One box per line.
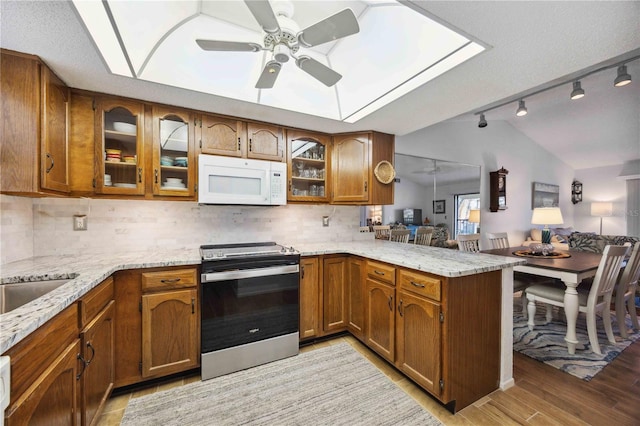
<box><xmin>1</xmin><ymin>240</ymin><xmax>524</xmax><ymax>416</ymax></box>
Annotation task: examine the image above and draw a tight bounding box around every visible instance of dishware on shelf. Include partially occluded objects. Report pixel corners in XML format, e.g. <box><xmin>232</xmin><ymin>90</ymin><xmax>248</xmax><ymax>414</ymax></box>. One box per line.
<box><xmin>104</xmin><ymin>174</ymin><xmax>112</xmax><ymax>186</ymax></box>
<box><xmin>113</xmin><ymin>183</ymin><xmax>137</xmax><ymax>188</ymax></box>
<box><xmin>165</xmin><ymin>178</ymin><xmax>183</xmax><ymax>184</ymax></box>
<box><xmin>173</xmin><ymin>157</ymin><xmax>188</xmax><ymax>167</ymax></box>
<box><xmin>161</xmin><ymin>155</ymin><xmax>173</xmax><ymax>166</ymax></box>
<box><xmin>122</xmin><ymin>155</ymin><xmax>136</xmax><ymax>164</ymax></box>
<box><xmin>112</xmin><ymin>122</ymin><xmax>136</xmax><ymax>133</ymax></box>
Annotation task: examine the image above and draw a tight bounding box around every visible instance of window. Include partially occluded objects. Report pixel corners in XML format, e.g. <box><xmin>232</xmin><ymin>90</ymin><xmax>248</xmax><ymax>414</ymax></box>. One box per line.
<box><xmin>455</xmin><ymin>194</ymin><xmax>480</xmax><ymax>237</ymax></box>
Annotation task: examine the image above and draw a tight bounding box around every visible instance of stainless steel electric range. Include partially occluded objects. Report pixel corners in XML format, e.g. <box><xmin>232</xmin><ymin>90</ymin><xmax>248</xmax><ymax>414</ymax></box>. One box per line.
<box><xmin>199</xmin><ymin>242</ymin><xmax>300</xmax><ymax>380</ymax></box>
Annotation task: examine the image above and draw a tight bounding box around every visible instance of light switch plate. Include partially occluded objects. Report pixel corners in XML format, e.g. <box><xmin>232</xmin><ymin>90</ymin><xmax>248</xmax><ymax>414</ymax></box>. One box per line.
<box><xmin>73</xmin><ymin>215</ymin><xmax>88</xmax><ymax>231</ymax></box>
<box><xmin>322</xmin><ymin>216</ymin><xmax>329</xmax><ymax>227</ymax></box>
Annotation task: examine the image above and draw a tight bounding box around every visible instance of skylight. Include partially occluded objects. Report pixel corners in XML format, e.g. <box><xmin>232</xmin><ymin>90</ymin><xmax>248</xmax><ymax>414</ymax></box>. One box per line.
<box><xmin>72</xmin><ymin>0</ymin><xmax>484</xmax><ymax>123</ymax></box>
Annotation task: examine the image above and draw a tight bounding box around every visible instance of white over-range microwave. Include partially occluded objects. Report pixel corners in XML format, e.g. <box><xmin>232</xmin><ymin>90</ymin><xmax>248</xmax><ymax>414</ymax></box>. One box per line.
<box><xmin>198</xmin><ymin>154</ymin><xmax>287</xmax><ymax>206</ymax></box>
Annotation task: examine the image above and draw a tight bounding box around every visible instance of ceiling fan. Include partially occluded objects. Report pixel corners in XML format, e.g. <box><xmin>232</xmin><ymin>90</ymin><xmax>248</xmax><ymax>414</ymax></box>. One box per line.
<box><xmin>196</xmin><ymin>0</ymin><xmax>360</xmax><ymax>89</ymax></box>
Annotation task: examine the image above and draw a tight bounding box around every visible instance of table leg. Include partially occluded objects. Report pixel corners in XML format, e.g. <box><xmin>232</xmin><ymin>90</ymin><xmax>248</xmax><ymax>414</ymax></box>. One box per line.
<box><xmin>563</xmin><ymin>280</ymin><xmax>580</xmax><ymax>354</ymax></box>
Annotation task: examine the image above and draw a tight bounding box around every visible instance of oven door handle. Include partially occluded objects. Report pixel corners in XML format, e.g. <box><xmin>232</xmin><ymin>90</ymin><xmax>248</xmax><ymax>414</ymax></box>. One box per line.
<box><xmin>201</xmin><ymin>264</ymin><xmax>299</xmax><ymax>283</ymax></box>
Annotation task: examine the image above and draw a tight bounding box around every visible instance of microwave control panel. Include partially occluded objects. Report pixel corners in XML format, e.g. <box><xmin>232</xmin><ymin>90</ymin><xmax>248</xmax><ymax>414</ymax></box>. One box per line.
<box><xmin>270</xmin><ymin>162</ymin><xmax>287</xmax><ymax>205</ymax></box>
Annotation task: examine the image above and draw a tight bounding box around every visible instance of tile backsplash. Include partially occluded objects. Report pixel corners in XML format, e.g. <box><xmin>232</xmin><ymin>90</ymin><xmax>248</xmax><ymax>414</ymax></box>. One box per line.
<box><xmin>1</xmin><ymin>195</ymin><xmax>369</xmax><ymax>263</ymax></box>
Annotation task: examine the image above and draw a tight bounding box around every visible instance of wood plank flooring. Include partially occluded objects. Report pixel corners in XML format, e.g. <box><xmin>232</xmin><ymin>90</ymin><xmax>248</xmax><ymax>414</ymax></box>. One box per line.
<box><xmin>98</xmin><ymin>335</ymin><xmax>639</xmax><ymax>425</ymax></box>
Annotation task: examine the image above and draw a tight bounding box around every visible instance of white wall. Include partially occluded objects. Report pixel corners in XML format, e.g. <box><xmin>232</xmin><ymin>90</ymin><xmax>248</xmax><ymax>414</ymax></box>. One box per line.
<box><xmin>574</xmin><ymin>165</ymin><xmax>627</xmax><ymax>235</ymax></box>
<box><xmin>396</xmin><ymin>120</ymin><xmax>576</xmax><ymax>249</ymax></box>
<box><xmin>382</xmin><ymin>178</ymin><xmax>430</xmax><ymax>225</ymax></box>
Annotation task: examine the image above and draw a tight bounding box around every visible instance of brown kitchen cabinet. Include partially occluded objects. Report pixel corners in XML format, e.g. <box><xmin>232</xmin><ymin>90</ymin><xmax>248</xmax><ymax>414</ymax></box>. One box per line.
<box><xmin>1</xmin><ymin>49</ymin><xmax>70</xmax><ymax>196</ymax></box>
<box><xmin>114</xmin><ymin>267</ymin><xmax>199</xmax><ymax>387</ymax></box>
<box><xmin>330</xmin><ymin>131</ymin><xmax>394</xmax><ymax>205</ymax></box>
<box><xmin>287</xmin><ymin>129</ymin><xmax>331</xmax><ymax>202</ymax></box>
<box><xmin>94</xmin><ymin>96</ymin><xmax>145</xmax><ymax>195</ymax></box>
<box><xmin>78</xmin><ymin>278</ymin><xmax>115</xmax><ymax>426</ymax></box>
<box><xmin>151</xmin><ymin>105</ymin><xmax>196</xmax><ymax>197</ymax></box>
<box><xmin>299</xmin><ymin>256</ymin><xmax>320</xmax><ymax>340</ymax></box>
<box><xmin>366</xmin><ymin>279</ymin><xmax>395</xmax><ymax>363</ymax></box>
<box><xmin>346</xmin><ymin>257</ymin><xmax>365</xmax><ymax>340</ymax></box>
<box><xmin>246</xmin><ymin>121</ymin><xmax>284</xmax><ymax>161</ymax></box>
<box><xmin>322</xmin><ymin>256</ymin><xmax>348</xmax><ymax>333</ymax></box>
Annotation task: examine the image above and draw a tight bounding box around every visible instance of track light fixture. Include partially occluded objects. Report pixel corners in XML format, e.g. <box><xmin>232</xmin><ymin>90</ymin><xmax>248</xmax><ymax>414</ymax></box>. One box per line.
<box><xmin>570</xmin><ymin>81</ymin><xmax>585</xmax><ymax>100</ymax></box>
<box><xmin>515</xmin><ymin>100</ymin><xmax>527</xmax><ymax>117</ymax></box>
<box><xmin>473</xmin><ymin>55</ymin><xmax>637</xmax><ymax>127</ymax></box>
<box><xmin>614</xmin><ymin>64</ymin><xmax>632</xmax><ymax>87</ymax></box>
<box><xmin>478</xmin><ymin>113</ymin><xmax>487</xmax><ymax>128</ymax></box>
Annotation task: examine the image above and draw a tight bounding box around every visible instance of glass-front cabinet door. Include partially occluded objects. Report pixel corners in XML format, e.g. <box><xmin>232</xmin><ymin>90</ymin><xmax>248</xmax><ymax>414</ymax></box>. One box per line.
<box><xmin>95</xmin><ymin>97</ymin><xmax>145</xmax><ymax>195</ymax></box>
<box><xmin>152</xmin><ymin>106</ymin><xmax>195</xmax><ymax>197</ymax></box>
<box><xmin>287</xmin><ymin>129</ymin><xmax>330</xmax><ymax>202</ymax></box>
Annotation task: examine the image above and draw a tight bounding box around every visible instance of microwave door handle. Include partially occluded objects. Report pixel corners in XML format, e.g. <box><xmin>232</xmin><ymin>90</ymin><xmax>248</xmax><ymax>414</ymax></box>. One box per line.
<box><xmin>201</xmin><ymin>264</ymin><xmax>299</xmax><ymax>282</ymax></box>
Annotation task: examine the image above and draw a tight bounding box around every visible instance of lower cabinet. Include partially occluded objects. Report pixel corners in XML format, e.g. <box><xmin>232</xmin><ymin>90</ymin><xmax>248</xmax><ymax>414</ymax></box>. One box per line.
<box><xmin>366</xmin><ymin>279</ymin><xmax>395</xmax><ymax>362</ymax></box>
<box><xmin>299</xmin><ymin>257</ymin><xmax>320</xmax><ymax>340</ymax></box>
<box><xmin>114</xmin><ymin>266</ymin><xmax>199</xmax><ymax>387</ymax></box>
<box><xmin>346</xmin><ymin>257</ymin><xmax>365</xmax><ymax>340</ymax></box>
<box><xmin>322</xmin><ymin>256</ymin><xmax>348</xmax><ymax>333</ymax></box>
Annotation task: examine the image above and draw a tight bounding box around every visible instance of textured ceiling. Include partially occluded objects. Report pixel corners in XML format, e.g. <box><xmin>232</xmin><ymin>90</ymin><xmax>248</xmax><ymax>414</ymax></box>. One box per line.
<box><xmin>1</xmin><ymin>1</ymin><xmax>638</xmax><ymax>170</ymax></box>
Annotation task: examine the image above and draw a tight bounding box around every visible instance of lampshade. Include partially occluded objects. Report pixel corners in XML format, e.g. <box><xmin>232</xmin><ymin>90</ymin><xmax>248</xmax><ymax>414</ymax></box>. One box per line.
<box><xmin>468</xmin><ymin>209</ymin><xmax>480</xmax><ymax>223</ymax></box>
<box><xmin>591</xmin><ymin>202</ymin><xmax>613</xmax><ymax>217</ymax></box>
<box><xmin>531</xmin><ymin>207</ymin><xmax>564</xmax><ymax>225</ymax></box>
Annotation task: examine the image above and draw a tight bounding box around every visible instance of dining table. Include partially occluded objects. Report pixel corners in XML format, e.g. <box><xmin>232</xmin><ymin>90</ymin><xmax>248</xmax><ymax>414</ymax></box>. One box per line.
<box><xmin>482</xmin><ymin>246</ymin><xmax>603</xmax><ymax>355</ymax></box>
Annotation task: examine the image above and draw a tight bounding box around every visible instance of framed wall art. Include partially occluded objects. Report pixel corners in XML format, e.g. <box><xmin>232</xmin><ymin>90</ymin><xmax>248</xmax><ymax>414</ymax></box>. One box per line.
<box><xmin>532</xmin><ymin>182</ymin><xmax>560</xmax><ymax>208</ymax></box>
<box><xmin>433</xmin><ymin>199</ymin><xmax>446</xmax><ymax>214</ymax></box>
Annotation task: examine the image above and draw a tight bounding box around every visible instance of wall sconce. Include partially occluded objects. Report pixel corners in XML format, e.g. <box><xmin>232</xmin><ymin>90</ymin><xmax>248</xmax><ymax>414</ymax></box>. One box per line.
<box><xmin>571</xmin><ymin>180</ymin><xmax>582</xmax><ymax>204</ymax></box>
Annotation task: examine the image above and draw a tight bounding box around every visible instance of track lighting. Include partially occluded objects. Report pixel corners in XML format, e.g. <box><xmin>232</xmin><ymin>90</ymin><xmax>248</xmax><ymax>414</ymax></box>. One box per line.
<box><xmin>570</xmin><ymin>81</ymin><xmax>585</xmax><ymax>100</ymax></box>
<box><xmin>478</xmin><ymin>113</ymin><xmax>487</xmax><ymax>128</ymax></box>
<box><xmin>614</xmin><ymin>64</ymin><xmax>631</xmax><ymax>87</ymax></box>
<box><xmin>515</xmin><ymin>100</ymin><xmax>527</xmax><ymax>117</ymax></box>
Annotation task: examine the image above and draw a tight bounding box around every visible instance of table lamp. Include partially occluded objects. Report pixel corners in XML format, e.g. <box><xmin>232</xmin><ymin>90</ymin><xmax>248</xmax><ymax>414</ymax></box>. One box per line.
<box><xmin>468</xmin><ymin>209</ymin><xmax>480</xmax><ymax>233</ymax></box>
<box><xmin>591</xmin><ymin>202</ymin><xmax>613</xmax><ymax>235</ymax></box>
<box><xmin>531</xmin><ymin>207</ymin><xmax>564</xmax><ymax>244</ymax></box>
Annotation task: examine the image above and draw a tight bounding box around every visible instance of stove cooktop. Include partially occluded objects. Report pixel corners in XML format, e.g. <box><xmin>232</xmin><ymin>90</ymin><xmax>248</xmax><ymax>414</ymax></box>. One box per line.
<box><xmin>200</xmin><ymin>242</ymin><xmax>297</xmax><ymax>260</ymax></box>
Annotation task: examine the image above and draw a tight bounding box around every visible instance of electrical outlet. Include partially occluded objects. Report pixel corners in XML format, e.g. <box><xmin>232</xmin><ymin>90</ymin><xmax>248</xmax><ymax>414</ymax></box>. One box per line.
<box><xmin>73</xmin><ymin>215</ymin><xmax>88</xmax><ymax>231</ymax></box>
<box><xmin>322</xmin><ymin>216</ymin><xmax>329</xmax><ymax>227</ymax></box>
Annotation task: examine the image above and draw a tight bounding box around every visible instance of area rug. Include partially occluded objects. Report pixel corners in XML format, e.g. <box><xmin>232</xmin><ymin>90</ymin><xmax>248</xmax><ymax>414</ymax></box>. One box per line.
<box><xmin>121</xmin><ymin>342</ymin><xmax>443</xmax><ymax>426</ymax></box>
<box><xmin>513</xmin><ymin>298</ymin><xmax>640</xmax><ymax>381</ymax></box>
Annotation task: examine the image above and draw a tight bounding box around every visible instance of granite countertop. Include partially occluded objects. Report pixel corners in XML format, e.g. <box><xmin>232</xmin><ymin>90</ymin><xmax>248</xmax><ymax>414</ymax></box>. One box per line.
<box><xmin>0</xmin><ymin>241</ymin><xmax>523</xmax><ymax>354</ymax></box>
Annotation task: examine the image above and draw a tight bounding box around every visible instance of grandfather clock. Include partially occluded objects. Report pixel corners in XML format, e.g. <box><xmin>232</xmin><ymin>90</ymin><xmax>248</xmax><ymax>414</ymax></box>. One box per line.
<box><xmin>489</xmin><ymin>167</ymin><xmax>508</xmax><ymax>212</ymax></box>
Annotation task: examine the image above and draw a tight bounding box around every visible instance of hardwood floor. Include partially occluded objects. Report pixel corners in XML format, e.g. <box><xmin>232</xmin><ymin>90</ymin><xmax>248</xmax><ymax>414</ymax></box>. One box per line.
<box><xmin>98</xmin><ymin>336</ymin><xmax>640</xmax><ymax>425</ymax></box>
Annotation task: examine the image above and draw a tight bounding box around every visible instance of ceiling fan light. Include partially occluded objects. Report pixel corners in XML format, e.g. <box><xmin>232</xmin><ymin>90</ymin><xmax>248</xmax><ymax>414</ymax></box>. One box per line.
<box><xmin>515</xmin><ymin>100</ymin><xmax>528</xmax><ymax>117</ymax></box>
<box><xmin>478</xmin><ymin>113</ymin><xmax>487</xmax><ymax>128</ymax></box>
<box><xmin>273</xmin><ymin>44</ymin><xmax>290</xmax><ymax>63</ymax></box>
<box><xmin>570</xmin><ymin>81</ymin><xmax>585</xmax><ymax>100</ymax></box>
<box><xmin>614</xmin><ymin>65</ymin><xmax>632</xmax><ymax>87</ymax></box>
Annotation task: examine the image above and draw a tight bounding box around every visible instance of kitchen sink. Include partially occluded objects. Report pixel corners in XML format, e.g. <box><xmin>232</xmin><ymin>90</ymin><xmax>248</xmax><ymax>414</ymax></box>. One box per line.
<box><xmin>0</xmin><ymin>279</ymin><xmax>70</xmax><ymax>314</ymax></box>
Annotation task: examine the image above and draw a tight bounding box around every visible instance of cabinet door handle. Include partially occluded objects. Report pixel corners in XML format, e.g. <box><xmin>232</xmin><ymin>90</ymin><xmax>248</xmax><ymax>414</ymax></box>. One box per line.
<box><xmin>237</xmin><ymin>137</ymin><xmax>241</xmax><ymax>151</ymax></box>
<box><xmin>138</xmin><ymin>167</ymin><xmax>142</xmax><ymax>183</ymax></box>
<box><xmin>301</xmin><ymin>265</ymin><xmax>305</xmax><ymax>279</ymax></box>
<box><xmin>249</xmin><ymin>139</ymin><xmax>252</xmax><ymax>152</ymax></box>
<box><xmin>289</xmin><ymin>180</ymin><xmax>292</xmax><ymax>192</ymax></box>
<box><xmin>398</xmin><ymin>300</ymin><xmax>404</xmax><ymax>317</ymax></box>
<box><xmin>160</xmin><ymin>278</ymin><xmax>181</xmax><ymax>284</ymax></box>
<box><xmin>364</xmin><ymin>181</ymin><xmax>368</xmax><ymax>192</ymax></box>
<box><xmin>46</xmin><ymin>153</ymin><xmax>54</xmax><ymax>173</ymax></box>
<box><xmin>191</xmin><ymin>297</ymin><xmax>195</xmax><ymax>314</ymax></box>
<box><xmin>410</xmin><ymin>281</ymin><xmax>425</xmax><ymax>288</ymax></box>
<box><xmin>374</xmin><ymin>270</ymin><xmax>385</xmax><ymax>276</ymax></box>
<box><xmin>76</xmin><ymin>353</ymin><xmax>87</xmax><ymax>380</ymax></box>
<box><xmin>387</xmin><ymin>295</ymin><xmax>393</xmax><ymax>311</ymax></box>
<box><xmin>86</xmin><ymin>342</ymin><xmax>95</xmax><ymax>364</ymax></box>
<box><xmin>154</xmin><ymin>169</ymin><xmax>158</xmax><ymax>184</ymax></box>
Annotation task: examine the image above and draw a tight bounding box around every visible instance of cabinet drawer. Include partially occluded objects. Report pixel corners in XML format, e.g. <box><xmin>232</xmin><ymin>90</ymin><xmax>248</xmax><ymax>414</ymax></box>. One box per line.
<box><xmin>141</xmin><ymin>268</ymin><xmax>197</xmax><ymax>292</ymax></box>
<box><xmin>366</xmin><ymin>261</ymin><xmax>395</xmax><ymax>285</ymax></box>
<box><xmin>398</xmin><ymin>269</ymin><xmax>441</xmax><ymax>301</ymax></box>
<box><xmin>79</xmin><ymin>276</ymin><xmax>114</xmax><ymax>328</ymax></box>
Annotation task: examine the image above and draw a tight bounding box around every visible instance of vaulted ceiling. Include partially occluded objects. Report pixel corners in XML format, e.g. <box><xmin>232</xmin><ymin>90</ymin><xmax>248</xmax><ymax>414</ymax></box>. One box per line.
<box><xmin>1</xmin><ymin>1</ymin><xmax>638</xmax><ymax>170</ymax></box>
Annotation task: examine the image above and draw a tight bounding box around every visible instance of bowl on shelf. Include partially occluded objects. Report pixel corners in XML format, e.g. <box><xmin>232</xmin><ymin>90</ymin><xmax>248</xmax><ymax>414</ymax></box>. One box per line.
<box><xmin>173</xmin><ymin>157</ymin><xmax>188</xmax><ymax>167</ymax></box>
<box><xmin>165</xmin><ymin>178</ymin><xmax>183</xmax><ymax>184</ymax></box>
<box><xmin>122</xmin><ymin>155</ymin><xmax>136</xmax><ymax>164</ymax></box>
<box><xmin>113</xmin><ymin>122</ymin><xmax>136</xmax><ymax>133</ymax></box>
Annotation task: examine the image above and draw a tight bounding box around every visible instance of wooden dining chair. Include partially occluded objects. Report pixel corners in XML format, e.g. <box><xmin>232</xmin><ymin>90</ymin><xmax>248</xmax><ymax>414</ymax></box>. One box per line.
<box><xmin>526</xmin><ymin>244</ymin><xmax>628</xmax><ymax>354</ymax></box>
<box><xmin>359</xmin><ymin>226</ymin><xmax>371</xmax><ymax>233</ymax></box>
<box><xmin>414</xmin><ymin>227</ymin><xmax>433</xmax><ymax>246</ymax></box>
<box><xmin>457</xmin><ymin>234</ymin><xmax>481</xmax><ymax>252</ymax></box>
<box><xmin>372</xmin><ymin>225</ymin><xmax>391</xmax><ymax>239</ymax></box>
<box><xmin>389</xmin><ymin>229</ymin><xmax>410</xmax><ymax>243</ymax></box>
<box><xmin>614</xmin><ymin>241</ymin><xmax>640</xmax><ymax>338</ymax></box>
<box><xmin>486</xmin><ymin>232</ymin><xmax>510</xmax><ymax>249</ymax></box>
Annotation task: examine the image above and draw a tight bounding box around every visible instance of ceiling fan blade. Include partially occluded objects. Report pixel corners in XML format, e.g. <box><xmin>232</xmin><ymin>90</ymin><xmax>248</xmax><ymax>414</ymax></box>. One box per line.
<box><xmin>255</xmin><ymin>60</ymin><xmax>282</xmax><ymax>89</ymax></box>
<box><xmin>196</xmin><ymin>39</ymin><xmax>262</xmax><ymax>52</ymax></box>
<box><xmin>295</xmin><ymin>56</ymin><xmax>342</xmax><ymax>87</ymax></box>
<box><xmin>298</xmin><ymin>8</ymin><xmax>359</xmax><ymax>47</ymax></box>
<box><xmin>244</xmin><ymin>0</ymin><xmax>280</xmax><ymax>34</ymax></box>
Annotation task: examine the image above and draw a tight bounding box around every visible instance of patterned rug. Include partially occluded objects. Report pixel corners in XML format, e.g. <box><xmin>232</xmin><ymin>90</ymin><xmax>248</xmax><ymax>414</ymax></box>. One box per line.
<box><xmin>121</xmin><ymin>342</ymin><xmax>442</xmax><ymax>425</ymax></box>
<box><xmin>513</xmin><ymin>297</ymin><xmax>640</xmax><ymax>381</ymax></box>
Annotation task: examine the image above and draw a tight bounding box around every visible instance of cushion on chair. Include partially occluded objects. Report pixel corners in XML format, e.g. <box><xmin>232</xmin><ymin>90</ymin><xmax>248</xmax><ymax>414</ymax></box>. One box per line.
<box><xmin>527</xmin><ymin>284</ymin><xmax>589</xmax><ymax>306</ymax></box>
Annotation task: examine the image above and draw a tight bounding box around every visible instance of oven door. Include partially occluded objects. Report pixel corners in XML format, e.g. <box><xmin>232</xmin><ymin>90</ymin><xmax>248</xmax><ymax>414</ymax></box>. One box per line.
<box><xmin>200</xmin><ymin>257</ymin><xmax>299</xmax><ymax>354</ymax></box>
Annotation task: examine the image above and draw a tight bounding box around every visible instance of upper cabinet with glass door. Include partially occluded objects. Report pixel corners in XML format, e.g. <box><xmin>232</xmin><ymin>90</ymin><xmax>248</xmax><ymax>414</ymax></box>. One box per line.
<box><xmin>152</xmin><ymin>106</ymin><xmax>195</xmax><ymax>197</ymax></box>
<box><xmin>287</xmin><ymin>129</ymin><xmax>330</xmax><ymax>202</ymax></box>
<box><xmin>94</xmin><ymin>97</ymin><xmax>145</xmax><ymax>195</ymax></box>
